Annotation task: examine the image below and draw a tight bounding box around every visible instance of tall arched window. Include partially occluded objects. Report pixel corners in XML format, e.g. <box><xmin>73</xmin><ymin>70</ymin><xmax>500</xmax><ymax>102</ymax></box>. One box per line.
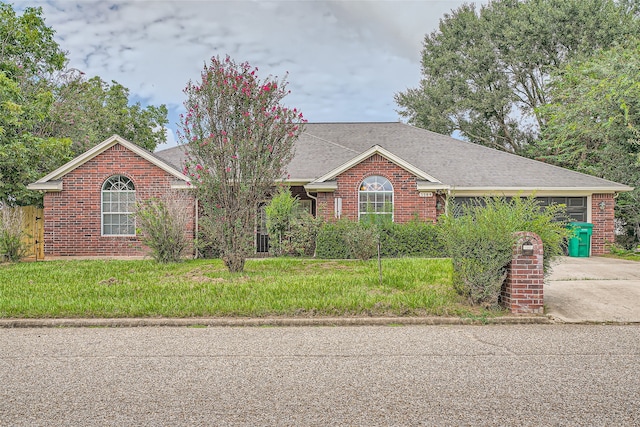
<box><xmin>359</xmin><ymin>176</ymin><xmax>393</xmax><ymax>222</ymax></box>
<box><xmin>102</xmin><ymin>175</ymin><xmax>135</xmax><ymax>236</ymax></box>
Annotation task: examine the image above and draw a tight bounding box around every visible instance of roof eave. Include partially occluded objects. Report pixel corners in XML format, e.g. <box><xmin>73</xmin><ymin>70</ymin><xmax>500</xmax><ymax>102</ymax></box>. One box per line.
<box><xmin>26</xmin><ymin>181</ymin><xmax>63</xmax><ymax>192</ymax></box>
<box><xmin>449</xmin><ymin>186</ymin><xmax>634</xmax><ymax>197</ymax></box>
<box><xmin>304</xmin><ymin>181</ymin><xmax>338</xmax><ymax>192</ymax></box>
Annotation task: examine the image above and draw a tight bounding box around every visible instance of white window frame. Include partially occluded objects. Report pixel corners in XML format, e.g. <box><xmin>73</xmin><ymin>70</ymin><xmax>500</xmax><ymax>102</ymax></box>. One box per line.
<box><xmin>358</xmin><ymin>175</ymin><xmax>393</xmax><ymax>222</ymax></box>
<box><xmin>101</xmin><ymin>175</ymin><xmax>136</xmax><ymax>236</ymax></box>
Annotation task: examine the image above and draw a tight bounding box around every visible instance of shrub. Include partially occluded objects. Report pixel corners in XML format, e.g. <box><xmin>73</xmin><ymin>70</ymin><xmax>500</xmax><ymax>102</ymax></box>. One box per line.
<box><xmin>345</xmin><ymin>222</ymin><xmax>379</xmax><ymax>261</ymax></box>
<box><xmin>316</xmin><ymin>219</ymin><xmax>444</xmax><ymax>259</ymax></box>
<box><xmin>438</xmin><ymin>196</ymin><xmax>570</xmax><ymax>307</ymax></box>
<box><xmin>136</xmin><ymin>192</ymin><xmax>191</xmax><ymax>263</ymax></box>
<box><xmin>0</xmin><ymin>207</ymin><xmax>28</xmax><ymax>262</ymax></box>
<box><xmin>315</xmin><ymin>220</ymin><xmax>352</xmax><ymax>259</ymax></box>
<box><xmin>265</xmin><ymin>186</ymin><xmax>298</xmax><ymax>256</ymax></box>
<box><xmin>281</xmin><ymin>211</ymin><xmax>322</xmax><ymax>257</ymax></box>
<box><xmin>265</xmin><ymin>187</ymin><xmax>321</xmax><ymax>257</ymax></box>
<box><xmin>378</xmin><ymin>221</ymin><xmax>444</xmax><ymax>257</ymax></box>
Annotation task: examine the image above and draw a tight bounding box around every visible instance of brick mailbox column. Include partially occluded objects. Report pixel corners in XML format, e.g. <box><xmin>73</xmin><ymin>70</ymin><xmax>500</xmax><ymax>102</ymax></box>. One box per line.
<box><xmin>501</xmin><ymin>232</ymin><xmax>544</xmax><ymax>314</ymax></box>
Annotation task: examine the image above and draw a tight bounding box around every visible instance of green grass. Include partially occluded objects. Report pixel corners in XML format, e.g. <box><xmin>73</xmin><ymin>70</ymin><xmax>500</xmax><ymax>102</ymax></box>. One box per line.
<box><xmin>0</xmin><ymin>258</ymin><xmax>475</xmax><ymax>318</ymax></box>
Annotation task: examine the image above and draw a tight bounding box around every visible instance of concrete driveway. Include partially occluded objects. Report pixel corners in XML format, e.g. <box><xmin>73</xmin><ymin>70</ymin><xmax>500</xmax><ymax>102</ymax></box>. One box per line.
<box><xmin>545</xmin><ymin>256</ymin><xmax>640</xmax><ymax>323</ymax></box>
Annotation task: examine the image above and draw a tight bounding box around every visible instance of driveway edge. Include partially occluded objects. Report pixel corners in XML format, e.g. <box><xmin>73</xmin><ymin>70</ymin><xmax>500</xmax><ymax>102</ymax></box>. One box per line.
<box><xmin>0</xmin><ymin>316</ymin><xmax>552</xmax><ymax>328</ymax></box>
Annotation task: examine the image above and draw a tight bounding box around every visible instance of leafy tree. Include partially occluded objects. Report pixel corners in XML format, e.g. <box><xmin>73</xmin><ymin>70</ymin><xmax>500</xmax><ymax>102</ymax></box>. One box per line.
<box><xmin>538</xmin><ymin>42</ymin><xmax>640</xmax><ymax>244</ymax></box>
<box><xmin>180</xmin><ymin>55</ymin><xmax>306</xmax><ymax>272</ymax></box>
<box><xmin>395</xmin><ymin>0</ymin><xmax>638</xmax><ymax>154</ymax></box>
<box><xmin>39</xmin><ymin>73</ymin><xmax>168</xmax><ymax>154</ymax></box>
<box><xmin>0</xmin><ymin>4</ymin><xmax>167</xmax><ymax>205</ymax></box>
<box><xmin>0</xmin><ymin>4</ymin><xmax>66</xmax><ymax>80</ymax></box>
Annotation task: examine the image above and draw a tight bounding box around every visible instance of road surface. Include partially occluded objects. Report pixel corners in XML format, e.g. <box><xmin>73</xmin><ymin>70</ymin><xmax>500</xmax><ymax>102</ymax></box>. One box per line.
<box><xmin>1</xmin><ymin>325</ymin><xmax>638</xmax><ymax>426</ymax></box>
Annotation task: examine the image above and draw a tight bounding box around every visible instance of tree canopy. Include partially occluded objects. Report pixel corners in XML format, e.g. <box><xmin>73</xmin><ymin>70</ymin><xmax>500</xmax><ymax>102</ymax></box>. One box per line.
<box><xmin>538</xmin><ymin>42</ymin><xmax>640</xmax><ymax>244</ymax></box>
<box><xmin>395</xmin><ymin>0</ymin><xmax>639</xmax><ymax>154</ymax></box>
<box><xmin>0</xmin><ymin>4</ymin><xmax>168</xmax><ymax>205</ymax></box>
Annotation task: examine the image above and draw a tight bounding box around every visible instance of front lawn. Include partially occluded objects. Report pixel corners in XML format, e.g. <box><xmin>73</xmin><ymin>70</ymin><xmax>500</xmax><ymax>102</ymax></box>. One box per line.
<box><xmin>0</xmin><ymin>258</ymin><xmax>477</xmax><ymax>318</ymax></box>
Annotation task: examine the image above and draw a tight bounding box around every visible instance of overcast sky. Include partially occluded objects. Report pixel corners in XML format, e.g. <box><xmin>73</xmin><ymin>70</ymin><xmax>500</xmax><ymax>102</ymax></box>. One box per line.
<box><xmin>15</xmin><ymin>0</ymin><xmax>485</xmax><ymax>149</ymax></box>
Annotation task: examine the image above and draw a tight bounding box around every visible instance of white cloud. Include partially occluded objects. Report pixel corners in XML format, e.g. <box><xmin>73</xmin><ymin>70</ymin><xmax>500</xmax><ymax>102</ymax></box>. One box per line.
<box><xmin>15</xmin><ymin>0</ymin><xmax>483</xmax><ymax>147</ymax></box>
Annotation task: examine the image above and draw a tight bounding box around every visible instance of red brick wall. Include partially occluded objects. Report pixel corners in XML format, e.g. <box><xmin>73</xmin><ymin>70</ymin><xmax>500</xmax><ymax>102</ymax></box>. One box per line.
<box><xmin>315</xmin><ymin>154</ymin><xmax>437</xmax><ymax>223</ymax></box>
<box><xmin>591</xmin><ymin>193</ymin><xmax>615</xmax><ymax>255</ymax></box>
<box><xmin>502</xmin><ymin>232</ymin><xmax>544</xmax><ymax>314</ymax></box>
<box><xmin>43</xmin><ymin>144</ymin><xmax>195</xmax><ymax>257</ymax></box>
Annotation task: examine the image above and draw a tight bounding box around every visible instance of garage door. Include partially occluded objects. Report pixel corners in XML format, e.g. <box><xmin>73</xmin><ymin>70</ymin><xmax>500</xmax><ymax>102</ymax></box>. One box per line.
<box><xmin>452</xmin><ymin>197</ymin><xmax>587</xmax><ymax>221</ymax></box>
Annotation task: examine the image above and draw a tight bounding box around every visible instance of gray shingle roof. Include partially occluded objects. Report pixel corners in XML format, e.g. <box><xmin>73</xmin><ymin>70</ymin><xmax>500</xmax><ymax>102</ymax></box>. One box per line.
<box><xmin>155</xmin><ymin>122</ymin><xmax>632</xmax><ymax>192</ymax></box>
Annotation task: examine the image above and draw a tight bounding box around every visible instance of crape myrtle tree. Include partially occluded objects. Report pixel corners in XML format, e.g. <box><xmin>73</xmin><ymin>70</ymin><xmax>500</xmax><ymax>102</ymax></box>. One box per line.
<box><xmin>179</xmin><ymin>55</ymin><xmax>306</xmax><ymax>272</ymax></box>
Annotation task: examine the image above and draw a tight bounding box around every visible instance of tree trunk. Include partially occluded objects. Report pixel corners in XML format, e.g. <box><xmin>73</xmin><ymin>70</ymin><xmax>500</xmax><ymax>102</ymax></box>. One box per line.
<box><xmin>223</xmin><ymin>253</ymin><xmax>246</xmax><ymax>273</ymax></box>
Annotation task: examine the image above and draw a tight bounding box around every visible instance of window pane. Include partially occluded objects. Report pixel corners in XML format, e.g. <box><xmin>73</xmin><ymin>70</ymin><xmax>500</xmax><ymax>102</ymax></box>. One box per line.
<box><xmin>102</xmin><ymin>176</ymin><xmax>136</xmax><ymax>235</ymax></box>
<box><xmin>358</xmin><ymin>175</ymin><xmax>393</xmax><ymax>221</ymax></box>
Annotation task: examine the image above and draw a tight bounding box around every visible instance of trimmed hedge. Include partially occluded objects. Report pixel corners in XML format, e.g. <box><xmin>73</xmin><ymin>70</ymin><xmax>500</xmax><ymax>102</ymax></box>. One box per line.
<box><xmin>315</xmin><ymin>220</ymin><xmax>444</xmax><ymax>259</ymax></box>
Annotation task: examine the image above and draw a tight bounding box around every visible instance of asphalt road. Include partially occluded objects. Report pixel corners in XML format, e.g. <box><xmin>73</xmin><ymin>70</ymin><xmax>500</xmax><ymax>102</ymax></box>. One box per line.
<box><xmin>1</xmin><ymin>325</ymin><xmax>639</xmax><ymax>426</ymax></box>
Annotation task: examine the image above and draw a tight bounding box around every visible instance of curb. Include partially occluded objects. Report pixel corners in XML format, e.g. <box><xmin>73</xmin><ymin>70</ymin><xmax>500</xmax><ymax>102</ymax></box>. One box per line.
<box><xmin>0</xmin><ymin>316</ymin><xmax>553</xmax><ymax>328</ymax></box>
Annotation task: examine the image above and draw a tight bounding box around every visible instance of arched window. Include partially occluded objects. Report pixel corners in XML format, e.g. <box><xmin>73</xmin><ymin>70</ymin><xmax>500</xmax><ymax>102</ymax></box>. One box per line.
<box><xmin>359</xmin><ymin>176</ymin><xmax>393</xmax><ymax>222</ymax></box>
<box><xmin>102</xmin><ymin>175</ymin><xmax>135</xmax><ymax>236</ymax></box>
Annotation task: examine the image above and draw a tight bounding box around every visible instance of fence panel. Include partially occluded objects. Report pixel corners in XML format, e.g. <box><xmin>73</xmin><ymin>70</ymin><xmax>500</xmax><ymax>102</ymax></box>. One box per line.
<box><xmin>19</xmin><ymin>206</ymin><xmax>44</xmax><ymax>260</ymax></box>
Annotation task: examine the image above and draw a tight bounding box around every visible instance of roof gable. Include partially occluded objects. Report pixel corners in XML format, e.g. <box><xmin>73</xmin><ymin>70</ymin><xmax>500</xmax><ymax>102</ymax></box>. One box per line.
<box><xmin>312</xmin><ymin>145</ymin><xmax>441</xmax><ymax>184</ymax></box>
<box><xmin>28</xmin><ymin>135</ymin><xmax>190</xmax><ymax>191</ymax></box>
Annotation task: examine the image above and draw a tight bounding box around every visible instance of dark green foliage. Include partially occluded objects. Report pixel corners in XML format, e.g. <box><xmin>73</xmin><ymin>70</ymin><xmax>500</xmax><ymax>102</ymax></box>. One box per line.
<box><xmin>537</xmin><ymin>41</ymin><xmax>640</xmax><ymax>245</ymax></box>
<box><xmin>378</xmin><ymin>221</ymin><xmax>444</xmax><ymax>258</ymax></box>
<box><xmin>135</xmin><ymin>194</ymin><xmax>191</xmax><ymax>263</ymax></box>
<box><xmin>396</xmin><ymin>0</ymin><xmax>639</xmax><ymax>154</ymax></box>
<box><xmin>283</xmin><ymin>212</ymin><xmax>322</xmax><ymax>257</ymax></box>
<box><xmin>316</xmin><ymin>220</ymin><xmax>444</xmax><ymax>259</ymax></box>
<box><xmin>344</xmin><ymin>222</ymin><xmax>378</xmax><ymax>261</ymax></box>
<box><xmin>438</xmin><ymin>196</ymin><xmax>570</xmax><ymax>307</ymax></box>
<box><xmin>0</xmin><ymin>4</ymin><xmax>167</xmax><ymax>206</ymax></box>
<box><xmin>265</xmin><ymin>186</ymin><xmax>321</xmax><ymax>257</ymax></box>
<box><xmin>315</xmin><ymin>220</ymin><xmax>352</xmax><ymax>259</ymax></box>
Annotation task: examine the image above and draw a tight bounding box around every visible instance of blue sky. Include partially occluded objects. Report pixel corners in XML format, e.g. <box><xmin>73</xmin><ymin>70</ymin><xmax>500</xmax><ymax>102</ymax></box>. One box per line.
<box><xmin>15</xmin><ymin>0</ymin><xmax>484</xmax><ymax>149</ymax></box>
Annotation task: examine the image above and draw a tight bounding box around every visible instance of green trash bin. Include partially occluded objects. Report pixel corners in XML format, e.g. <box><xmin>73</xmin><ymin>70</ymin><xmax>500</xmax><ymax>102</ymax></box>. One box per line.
<box><xmin>567</xmin><ymin>222</ymin><xmax>593</xmax><ymax>257</ymax></box>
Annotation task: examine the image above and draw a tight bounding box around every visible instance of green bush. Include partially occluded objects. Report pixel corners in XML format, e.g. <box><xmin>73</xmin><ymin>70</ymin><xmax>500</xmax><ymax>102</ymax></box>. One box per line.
<box><xmin>315</xmin><ymin>220</ymin><xmax>352</xmax><ymax>259</ymax></box>
<box><xmin>438</xmin><ymin>196</ymin><xmax>570</xmax><ymax>307</ymax></box>
<box><xmin>316</xmin><ymin>219</ymin><xmax>444</xmax><ymax>259</ymax></box>
<box><xmin>0</xmin><ymin>207</ymin><xmax>28</xmax><ymax>262</ymax></box>
<box><xmin>136</xmin><ymin>193</ymin><xmax>191</xmax><ymax>263</ymax></box>
<box><xmin>265</xmin><ymin>187</ymin><xmax>320</xmax><ymax>257</ymax></box>
<box><xmin>379</xmin><ymin>221</ymin><xmax>444</xmax><ymax>257</ymax></box>
<box><xmin>345</xmin><ymin>222</ymin><xmax>379</xmax><ymax>261</ymax></box>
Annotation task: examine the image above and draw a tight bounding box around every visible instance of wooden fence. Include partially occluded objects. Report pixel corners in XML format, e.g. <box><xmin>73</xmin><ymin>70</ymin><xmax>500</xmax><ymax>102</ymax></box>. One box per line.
<box><xmin>21</xmin><ymin>206</ymin><xmax>44</xmax><ymax>259</ymax></box>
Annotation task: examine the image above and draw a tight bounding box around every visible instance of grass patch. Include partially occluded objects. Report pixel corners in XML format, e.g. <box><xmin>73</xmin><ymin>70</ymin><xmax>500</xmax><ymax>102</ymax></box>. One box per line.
<box><xmin>0</xmin><ymin>258</ymin><xmax>477</xmax><ymax>318</ymax></box>
<box><xmin>603</xmin><ymin>253</ymin><xmax>640</xmax><ymax>262</ymax></box>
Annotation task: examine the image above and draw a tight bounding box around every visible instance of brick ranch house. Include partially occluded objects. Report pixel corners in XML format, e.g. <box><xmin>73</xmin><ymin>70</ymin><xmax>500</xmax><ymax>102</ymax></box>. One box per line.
<box><xmin>28</xmin><ymin>122</ymin><xmax>633</xmax><ymax>258</ymax></box>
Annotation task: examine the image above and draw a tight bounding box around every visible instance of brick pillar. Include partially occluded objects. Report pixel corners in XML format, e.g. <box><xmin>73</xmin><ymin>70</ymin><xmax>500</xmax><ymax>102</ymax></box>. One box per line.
<box><xmin>591</xmin><ymin>193</ymin><xmax>615</xmax><ymax>255</ymax></box>
<box><xmin>501</xmin><ymin>231</ymin><xmax>544</xmax><ymax>314</ymax></box>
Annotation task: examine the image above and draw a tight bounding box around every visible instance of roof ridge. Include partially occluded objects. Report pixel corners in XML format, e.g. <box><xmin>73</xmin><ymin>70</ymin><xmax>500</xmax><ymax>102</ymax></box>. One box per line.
<box><xmin>300</xmin><ymin>131</ymin><xmax>360</xmax><ymax>154</ymax></box>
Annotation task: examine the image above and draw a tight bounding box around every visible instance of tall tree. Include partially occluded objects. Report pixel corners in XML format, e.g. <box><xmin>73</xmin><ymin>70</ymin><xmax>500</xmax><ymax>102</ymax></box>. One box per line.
<box><xmin>538</xmin><ymin>42</ymin><xmax>640</xmax><ymax>245</ymax></box>
<box><xmin>395</xmin><ymin>0</ymin><xmax>639</xmax><ymax>154</ymax></box>
<box><xmin>180</xmin><ymin>56</ymin><xmax>305</xmax><ymax>272</ymax></box>
<box><xmin>41</xmin><ymin>72</ymin><xmax>168</xmax><ymax>154</ymax></box>
<box><xmin>0</xmin><ymin>4</ymin><xmax>168</xmax><ymax>205</ymax></box>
